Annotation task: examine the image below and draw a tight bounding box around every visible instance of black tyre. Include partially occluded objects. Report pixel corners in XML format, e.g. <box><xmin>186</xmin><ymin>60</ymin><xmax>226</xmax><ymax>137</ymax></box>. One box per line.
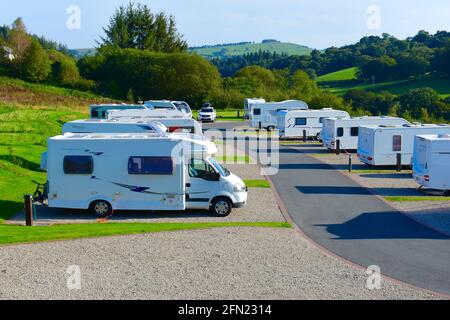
<box><xmin>210</xmin><ymin>197</ymin><xmax>232</xmax><ymax>217</ymax></box>
<box><xmin>89</xmin><ymin>200</ymin><xmax>113</xmax><ymax>218</ymax></box>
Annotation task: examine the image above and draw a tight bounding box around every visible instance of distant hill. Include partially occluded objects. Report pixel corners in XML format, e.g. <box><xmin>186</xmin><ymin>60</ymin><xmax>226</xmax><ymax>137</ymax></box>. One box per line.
<box><xmin>189</xmin><ymin>40</ymin><xmax>313</xmax><ymax>59</ymax></box>
<box><xmin>69</xmin><ymin>48</ymin><xmax>97</xmax><ymax>59</ymax></box>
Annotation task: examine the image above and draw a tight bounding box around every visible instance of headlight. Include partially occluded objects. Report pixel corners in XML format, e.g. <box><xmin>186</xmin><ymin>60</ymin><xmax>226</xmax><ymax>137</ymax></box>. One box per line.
<box><xmin>234</xmin><ymin>184</ymin><xmax>247</xmax><ymax>192</ymax></box>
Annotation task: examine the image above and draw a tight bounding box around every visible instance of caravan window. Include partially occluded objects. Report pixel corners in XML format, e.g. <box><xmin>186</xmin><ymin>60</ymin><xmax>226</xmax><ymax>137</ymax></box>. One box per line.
<box><xmin>393</xmin><ymin>135</ymin><xmax>402</xmax><ymax>152</ymax></box>
<box><xmin>128</xmin><ymin>157</ymin><xmax>174</xmax><ymax>175</ymax></box>
<box><xmin>253</xmin><ymin>108</ymin><xmax>261</xmax><ymax>116</ymax></box>
<box><xmin>350</xmin><ymin>127</ymin><xmax>359</xmax><ymax>137</ymax></box>
<box><xmin>64</xmin><ymin>156</ymin><xmax>93</xmax><ymax>175</ymax></box>
<box><xmin>295</xmin><ymin>118</ymin><xmax>307</xmax><ymax>126</ymax></box>
<box><xmin>337</xmin><ymin>127</ymin><xmax>344</xmax><ymax>137</ymax></box>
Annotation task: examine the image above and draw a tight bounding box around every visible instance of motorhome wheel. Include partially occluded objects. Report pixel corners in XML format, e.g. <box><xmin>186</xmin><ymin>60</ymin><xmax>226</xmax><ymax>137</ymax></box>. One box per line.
<box><xmin>210</xmin><ymin>197</ymin><xmax>232</xmax><ymax>217</ymax></box>
<box><xmin>90</xmin><ymin>200</ymin><xmax>113</xmax><ymax>218</ymax></box>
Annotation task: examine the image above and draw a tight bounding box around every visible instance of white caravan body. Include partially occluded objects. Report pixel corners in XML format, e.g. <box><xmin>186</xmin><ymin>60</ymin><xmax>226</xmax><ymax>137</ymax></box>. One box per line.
<box><xmin>107</xmin><ymin>108</ymin><xmax>189</xmax><ymax>120</ymax></box>
<box><xmin>412</xmin><ymin>134</ymin><xmax>450</xmax><ymax>191</ymax></box>
<box><xmin>250</xmin><ymin>100</ymin><xmax>309</xmax><ymax>129</ymax></box>
<box><xmin>322</xmin><ymin>117</ymin><xmax>410</xmax><ymax>151</ymax></box>
<box><xmin>244</xmin><ymin>98</ymin><xmax>266</xmax><ymax>119</ymax></box>
<box><xmin>277</xmin><ymin>108</ymin><xmax>350</xmax><ymax>139</ymax></box>
<box><xmin>45</xmin><ymin>133</ymin><xmax>247</xmax><ymax>213</ymax></box>
<box><xmin>90</xmin><ymin>104</ymin><xmax>149</xmax><ymax>119</ymax></box>
<box><xmin>358</xmin><ymin>124</ymin><xmax>450</xmax><ymax>166</ymax></box>
<box><xmin>63</xmin><ymin>118</ymin><xmax>203</xmax><ymax>136</ymax></box>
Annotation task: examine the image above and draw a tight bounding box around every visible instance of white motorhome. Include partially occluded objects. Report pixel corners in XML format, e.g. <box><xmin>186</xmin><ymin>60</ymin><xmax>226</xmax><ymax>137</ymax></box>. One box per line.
<box><xmin>322</xmin><ymin>117</ymin><xmax>410</xmax><ymax>151</ymax></box>
<box><xmin>63</xmin><ymin>118</ymin><xmax>203</xmax><ymax>136</ymax></box>
<box><xmin>44</xmin><ymin>133</ymin><xmax>247</xmax><ymax>217</ymax></box>
<box><xmin>277</xmin><ymin>108</ymin><xmax>350</xmax><ymax>139</ymax></box>
<box><xmin>90</xmin><ymin>104</ymin><xmax>149</xmax><ymax>119</ymax></box>
<box><xmin>244</xmin><ymin>98</ymin><xmax>266</xmax><ymax>120</ymax></box>
<box><xmin>107</xmin><ymin>108</ymin><xmax>189</xmax><ymax>120</ymax></box>
<box><xmin>358</xmin><ymin>124</ymin><xmax>450</xmax><ymax>166</ymax></box>
<box><xmin>172</xmin><ymin>101</ymin><xmax>193</xmax><ymax>118</ymax></box>
<box><xmin>250</xmin><ymin>100</ymin><xmax>309</xmax><ymax>130</ymax></box>
<box><xmin>144</xmin><ymin>100</ymin><xmax>178</xmax><ymax>111</ymax></box>
<box><xmin>412</xmin><ymin>134</ymin><xmax>450</xmax><ymax>193</ymax></box>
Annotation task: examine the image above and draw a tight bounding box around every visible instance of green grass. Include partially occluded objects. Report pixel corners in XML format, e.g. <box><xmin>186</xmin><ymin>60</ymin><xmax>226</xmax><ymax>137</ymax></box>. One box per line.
<box><xmin>0</xmin><ymin>107</ymin><xmax>85</xmax><ymax>222</ymax></box>
<box><xmin>384</xmin><ymin>196</ymin><xmax>450</xmax><ymax>202</ymax></box>
<box><xmin>0</xmin><ymin>222</ymin><xmax>292</xmax><ymax>246</ymax></box>
<box><xmin>317</xmin><ymin>67</ymin><xmax>358</xmax><ymax>82</ymax></box>
<box><xmin>244</xmin><ymin>180</ymin><xmax>271</xmax><ymax>188</ymax></box>
<box><xmin>216</xmin><ymin>155</ymin><xmax>251</xmax><ymax>163</ymax></box>
<box><xmin>0</xmin><ymin>76</ymin><xmax>112</xmax><ymax>112</ymax></box>
<box><xmin>190</xmin><ymin>41</ymin><xmax>312</xmax><ymax>59</ymax></box>
<box><xmin>318</xmin><ymin>72</ymin><xmax>450</xmax><ymax>98</ymax></box>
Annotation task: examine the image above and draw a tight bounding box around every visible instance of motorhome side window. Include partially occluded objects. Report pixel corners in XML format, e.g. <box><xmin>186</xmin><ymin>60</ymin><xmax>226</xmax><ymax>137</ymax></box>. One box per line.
<box><xmin>295</xmin><ymin>118</ymin><xmax>307</xmax><ymax>126</ymax></box>
<box><xmin>393</xmin><ymin>135</ymin><xmax>402</xmax><ymax>152</ymax></box>
<box><xmin>350</xmin><ymin>127</ymin><xmax>359</xmax><ymax>137</ymax></box>
<box><xmin>253</xmin><ymin>108</ymin><xmax>261</xmax><ymax>116</ymax></box>
<box><xmin>128</xmin><ymin>157</ymin><xmax>174</xmax><ymax>175</ymax></box>
<box><xmin>337</xmin><ymin>127</ymin><xmax>344</xmax><ymax>137</ymax></box>
<box><xmin>63</xmin><ymin>156</ymin><xmax>93</xmax><ymax>175</ymax></box>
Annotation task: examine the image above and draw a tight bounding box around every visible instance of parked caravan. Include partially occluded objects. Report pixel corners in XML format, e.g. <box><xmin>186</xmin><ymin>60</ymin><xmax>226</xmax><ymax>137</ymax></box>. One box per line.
<box><xmin>44</xmin><ymin>133</ymin><xmax>247</xmax><ymax>217</ymax></box>
<box><xmin>90</xmin><ymin>104</ymin><xmax>149</xmax><ymax>119</ymax></box>
<box><xmin>412</xmin><ymin>134</ymin><xmax>450</xmax><ymax>193</ymax></box>
<box><xmin>358</xmin><ymin>124</ymin><xmax>450</xmax><ymax>166</ymax></box>
<box><xmin>63</xmin><ymin>118</ymin><xmax>203</xmax><ymax>136</ymax></box>
<box><xmin>107</xmin><ymin>108</ymin><xmax>189</xmax><ymax>120</ymax></box>
<box><xmin>322</xmin><ymin>117</ymin><xmax>410</xmax><ymax>151</ymax></box>
<box><xmin>244</xmin><ymin>98</ymin><xmax>266</xmax><ymax>120</ymax></box>
<box><xmin>277</xmin><ymin>108</ymin><xmax>350</xmax><ymax>139</ymax></box>
<box><xmin>250</xmin><ymin>100</ymin><xmax>309</xmax><ymax>130</ymax></box>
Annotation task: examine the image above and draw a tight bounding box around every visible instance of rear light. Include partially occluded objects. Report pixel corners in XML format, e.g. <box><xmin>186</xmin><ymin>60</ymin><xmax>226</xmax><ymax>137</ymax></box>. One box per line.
<box><xmin>424</xmin><ymin>175</ymin><xmax>430</xmax><ymax>182</ymax></box>
<box><xmin>368</xmin><ymin>157</ymin><xmax>373</xmax><ymax>161</ymax></box>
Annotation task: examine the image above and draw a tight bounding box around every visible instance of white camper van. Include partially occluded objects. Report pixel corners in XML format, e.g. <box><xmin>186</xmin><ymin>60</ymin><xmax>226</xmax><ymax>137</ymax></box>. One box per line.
<box><xmin>250</xmin><ymin>100</ymin><xmax>309</xmax><ymax>130</ymax></box>
<box><xmin>107</xmin><ymin>108</ymin><xmax>188</xmax><ymax>120</ymax></box>
<box><xmin>412</xmin><ymin>134</ymin><xmax>450</xmax><ymax>193</ymax></box>
<box><xmin>63</xmin><ymin>118</ymin><xmax>203</xmax><ymax>136</ymax></box>
<box><xmin>44</xmin><ymin>133</ymin><xmax>247</xmax><ymax>217</ymax></box>
<box><xmin>322</xmin><ymin>117</ymin><xmax>410</xmax><ymax>151</ymax></box>
<box><xmin>244</xmin><ymin>98</ymin><xmax>266</xmax><ymax>120</ymax></box>
<box><xmin>358</xmin><ymin>124</ymin><xmax>450</xmax><ymax>166</ymax></box>
<box><xmin>172</xmin><ymin>101</ymin><xmax>193</xmax><ymax>118</ymax></box>
<box><xmin>277</xmin><ymin>108</ymin><xmax>350</xmax><ymax>139</ymax></box>
<box><xmin>90</xmin><ymin>104</ymin><xmax>149</xmax><ymax>119</ymax></box>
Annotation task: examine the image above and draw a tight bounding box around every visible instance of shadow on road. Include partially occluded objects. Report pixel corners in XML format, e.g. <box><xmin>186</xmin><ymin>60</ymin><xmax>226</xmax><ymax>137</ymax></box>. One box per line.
<box><xmin>316</xmin><ymin>211</ymin><xmax>449</xmax><ymax>240</ymax></box>
<box><xmin>296</xmin><ymin>186</ymin><xmax>372</xmax><ymax>195</ymax></box>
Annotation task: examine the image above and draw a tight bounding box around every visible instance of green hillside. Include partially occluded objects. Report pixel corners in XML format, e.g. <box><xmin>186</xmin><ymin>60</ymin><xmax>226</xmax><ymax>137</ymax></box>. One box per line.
<box><xmin>318</xmin><ymin>69</ymin><xmax>450</xmax><ymax>98</ymax></box>
<box><xmin>317</xmin><ymin>67</ymin><xmax>358</xmax><ymax>82</ymax></box>
<box><xmin>190</xmin><ymin>41</ymin><xmax>313</xmax><ymax>59</ymax></box>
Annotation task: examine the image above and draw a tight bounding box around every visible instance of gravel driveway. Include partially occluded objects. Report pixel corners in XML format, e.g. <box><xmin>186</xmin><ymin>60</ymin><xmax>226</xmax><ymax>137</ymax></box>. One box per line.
<box><xmin>0</xmin><ymin>227</ymin><xmax>440</xmax><ymax>300</ymax></box>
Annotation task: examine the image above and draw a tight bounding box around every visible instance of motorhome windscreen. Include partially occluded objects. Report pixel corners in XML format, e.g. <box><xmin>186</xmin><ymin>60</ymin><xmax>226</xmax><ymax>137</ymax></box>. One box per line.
<box><xmin>128</xmin><ymin>157</ymin><xmax>174</xmax><ymax>175</ymax></box>
<box><xmin>209</xmin><ymin>157</ymin><xmax>230</xmax><ymax>177</ymax></box>
<box><xmin>64</xmin><ymin>156</ymin><xmax>93</xmax><ymax>174</ymax></box>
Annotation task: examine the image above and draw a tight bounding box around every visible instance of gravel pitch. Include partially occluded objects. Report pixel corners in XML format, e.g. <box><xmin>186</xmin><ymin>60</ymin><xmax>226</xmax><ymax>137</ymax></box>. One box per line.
<box><xmin>0</xmin><ymin>228</ymin><xmax>441</xmax><ymax>300</ymax></box>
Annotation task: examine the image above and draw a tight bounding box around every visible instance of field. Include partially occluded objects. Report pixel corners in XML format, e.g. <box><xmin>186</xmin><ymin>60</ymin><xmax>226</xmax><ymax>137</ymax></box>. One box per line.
<box><xmin>190</xmin><ymin>41</ymin><xmax>312</xmax><ymax>59</ymax></box>
<box><xmin>317</xmin><ymin>69</ymin><xmax>450</xmax><ymax>98</ymax></box>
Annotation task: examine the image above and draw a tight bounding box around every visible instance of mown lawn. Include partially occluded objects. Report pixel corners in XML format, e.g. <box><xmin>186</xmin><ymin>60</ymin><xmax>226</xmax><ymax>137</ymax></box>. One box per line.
<box><xmin>244</xmin><ymin>180</ymin><xmax>271</xmax><ymax>188</ymax></box>
<box><xmin>0</xmin><ymin>107</ymin><xmax>84</xmax><ymax>222</ymax></box>
<box><xmin>317</xmin><ymin>67</ymin><xmax>358</xmax><ymax>82</ymax></box>
<box><xmin>384</xmin><ymin>196</ymin><xmax>450</xmax><ymax>202</ymax></box>
<box><xmin>0</xmin><ymin>222</ymin><xmax>292</xmax><ymax>246</ymax></box>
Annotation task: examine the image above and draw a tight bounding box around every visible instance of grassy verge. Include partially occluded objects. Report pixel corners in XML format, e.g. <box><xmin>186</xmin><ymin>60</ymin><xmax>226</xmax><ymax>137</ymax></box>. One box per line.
<box><xmin>244</xmin><ymin>180</ymin><xmax>271</xmax><ymax>188</ymax></box>
<box><xmin>0</xmin><ymin>222</ymin><xmax>291</xmax><ymax>246</ymax></box>
<box><xmin>193</xmin><ymin>110</ymin><xmax>245</xmax><ymax>122</ymax></box>
<box><xmin>384</xmin><ymin>196</ymin><xmax>450</xmax><ymax>202</ymax></box>
<box><xmin>0</xmin><ymin>107</ymin><xmax>84</xmax><ymax>222</ymax></box>
<box><xmin>217</xmin><ymin>155</ymin><xmax>251</xmax><ymax>163</ymax></box>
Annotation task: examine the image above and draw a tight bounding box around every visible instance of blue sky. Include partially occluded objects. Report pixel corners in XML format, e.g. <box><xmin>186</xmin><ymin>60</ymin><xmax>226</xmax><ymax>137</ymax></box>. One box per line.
<box><xmin>0</xmin><ymin>0</ymin><xmax>449</xmax><ymax>49</ymax></box>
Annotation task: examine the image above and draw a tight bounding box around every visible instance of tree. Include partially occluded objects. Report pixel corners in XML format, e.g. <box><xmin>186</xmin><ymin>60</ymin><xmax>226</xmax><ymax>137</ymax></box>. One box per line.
<box><xmin>289</xmin><ymin>70</ymin><xmax>320</xmax><ymax>102</ymax></box>
<box><xmin>398</xmin><ymin>88</ymin><xmax>440</xmax><ymax>119</ymax></box>
<box><xmin>48</xmin><ymin>50</ymin><xmax>80</xmax><ymax>84</ymax></box>
<box><xmin>100</xmin><ymin>3</ymin><xmax>187</xmax><ymax>53</ymax></box>
<box><xmin>8</xmin><ymin>18</ymin><xmax>31</xmax><ymax>59</ymax></box>
<box><xmin>20</xmin><ymin>39</ymin><xmax>51</xmax><ymax>82</ymax></box>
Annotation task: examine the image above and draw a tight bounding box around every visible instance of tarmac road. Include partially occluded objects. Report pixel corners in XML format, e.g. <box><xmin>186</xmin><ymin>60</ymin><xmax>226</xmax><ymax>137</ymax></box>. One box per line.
<box><xmin>212</xmin><ymin>121</ymin><xmax>450</xmax><ymax>296</ymax></box>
